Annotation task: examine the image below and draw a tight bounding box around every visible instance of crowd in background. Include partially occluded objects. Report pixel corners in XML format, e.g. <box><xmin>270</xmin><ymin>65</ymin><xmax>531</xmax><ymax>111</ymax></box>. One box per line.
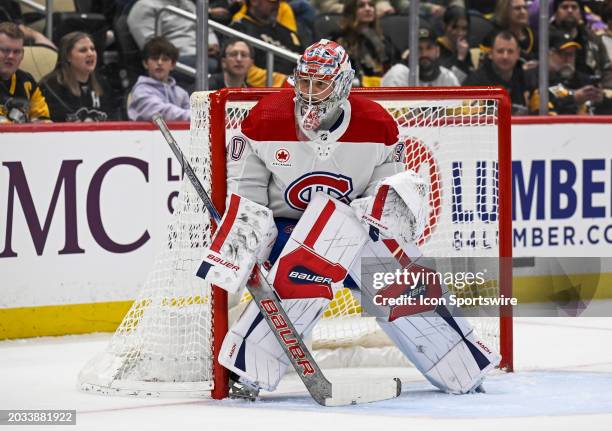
<box><xmin>1</xmin><ymin>0</ymin><xmax>612</xmax><ymax>123</ymax></box>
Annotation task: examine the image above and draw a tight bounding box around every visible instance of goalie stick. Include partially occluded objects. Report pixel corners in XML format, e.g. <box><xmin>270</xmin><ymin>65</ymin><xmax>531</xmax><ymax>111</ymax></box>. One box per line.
<box><xmin>153</xmin><ymin>114</ymin><xmax>401</xmax><ymax>407</ymax></box>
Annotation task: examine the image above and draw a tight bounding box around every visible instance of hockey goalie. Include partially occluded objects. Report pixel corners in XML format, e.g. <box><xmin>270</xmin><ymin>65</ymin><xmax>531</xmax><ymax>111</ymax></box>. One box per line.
<box><xmin>197</xmin><ymin>39</ymin><xmax>500</xmax><ymax>400</ymax></box>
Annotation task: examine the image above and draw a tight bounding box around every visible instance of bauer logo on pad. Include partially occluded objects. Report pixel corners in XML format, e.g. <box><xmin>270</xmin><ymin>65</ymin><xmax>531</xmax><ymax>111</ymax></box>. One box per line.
<box><xmin>288</xmin><ymin>268</ymin><xmax>333</xmax><ymax>285</ymax></box>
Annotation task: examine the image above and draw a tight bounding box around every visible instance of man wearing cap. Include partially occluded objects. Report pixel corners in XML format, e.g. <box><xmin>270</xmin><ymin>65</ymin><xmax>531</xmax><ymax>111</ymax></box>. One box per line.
<box><xmin>529</xmin><ymin>28</ymin><xmax>611</xmax><ymax>114</ymax></box>
<box><xmin>551</xmin><ymin>0</ymin><xmax>612</xmax><ymax>88</ymax></box>
<box><xmin>463</xmin><ymin>30</ymin><xmax>533</xmax><ymax>114</ymax></box>
<box><xmin>381</xmin><ymin>23</ymin><xmax>460</xmax><ymax>87</ymax></box>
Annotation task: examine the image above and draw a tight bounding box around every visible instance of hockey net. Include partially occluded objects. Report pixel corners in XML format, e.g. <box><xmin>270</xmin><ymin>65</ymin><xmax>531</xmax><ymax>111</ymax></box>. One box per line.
<box><xmin>78</xmin><ymin>87</ymin><xmax>512</xmax><ymax>399</ymax></box>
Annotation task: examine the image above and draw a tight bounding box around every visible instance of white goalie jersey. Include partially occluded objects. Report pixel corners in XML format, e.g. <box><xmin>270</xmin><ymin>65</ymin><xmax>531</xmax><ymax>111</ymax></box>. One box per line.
<box><xmin>226</xmin><ymin>90</ymin><xmax>405</xmax><ymax>218</ymax></box>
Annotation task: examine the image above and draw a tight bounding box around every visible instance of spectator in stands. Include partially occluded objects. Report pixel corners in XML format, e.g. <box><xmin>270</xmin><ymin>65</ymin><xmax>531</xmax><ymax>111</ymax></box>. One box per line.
<box><xmin>209</xmin><ymin>38</ymin><xmax>254</xmax><ymax>89</ymax></box>
<box><xmin>205</xmin><ymin>35</ymin><xmax>287</xmax><ymax>88</ymax></box>
<box><xmin>127</xmin><ymin>36</ymin><xmax>189</xmax><ymax>121</ymax></box>
<box><xmin>482</xmin><ymin>0</ymin><xmax>538</xmax><ymax>65</ymax></box>
<box><xmin>603</xmin><ymin>0</ymin><xmax>612</xmax><ymax>60</ymax></box>
<box><xmin>551</xmin><ymin>0</ymin><xmax>612</xmax><ymax>88</ymax></box>
<box><xmin>233</xmin><ymin>0</ymin><xmax>298</xmax><ymax>31</ymax></box>
<box><xmin>0</xmin><ymin>1</ymin><xmax>21</xmax><ymax>22</ymax></box>
<box><xmin>529</xmin><ymin>0</ymin><xmax>608</xmax><ymax>36</ymax></box>
<box><xmin>437</xmin><ymin>6</ymin><xmax>473</xmax><ymax>83</ymax></box>
<box><xmin>287</xmin><ymin>0</ymin><xmax>317</xmax><ymax>39</ymax></box>
<box><xmin>382</xmin><ymin>23</ymin><xmax>460</xmax><ymax>86</ymax></box>
<box><xmin>312</xmin><ymin>0</ymin><xmax>464</xmax><ymax>19</ymax></box>
<box><xmin>334</xmin><ymin>0</ymin><xmax>400</xmax><ymax>86</ymax></box>
<box><xmin>127</xmin><ymin>0</ymin><xmax>220</xmax><ymax>73</ymax></box>
<box><xmin>311</xmin><ymin>0</ymin><xmax>344</xmax><ymax>14</ymax></box>
<box><xmin>230</xmin><ymin>0</ymin><xmax>303</xmax><ymax>75</ymax></box>
<box><xmin>208</xmin><ymin>0</ymin><xmax>237</xmax><ymax>25</ymax></box>
<box><xmin>464</xmin><ymin>31</ymin><xmax>533</xmax><ymax>114</ymax></box>
<box><xmin>0</xmin><ymin>22</ymin><xmax>50</xmax><ymax>122</ymax></box>
<box><xmin>529</xmin><ymin>29</ymin><xmax>611</xmax><ymax>114</ymax></box>
<box><xmin>378</xmin><ymin>1</ymin><xmax>468</xmax><ymax>19</ymax></box>
<box><xmin>232</xmin><ymin>0</ymin><xmax>316</xmax><ymax>45</ymax></box>
<box><xmin>40</xmin><ymin>32</ymin><xmax>116</xmax><ymax>122</ymax></box>
<box><xmin>281</xmin><ymin>0</ymin><xmax>316</xmax><ymax>45</ymax></box>
<box><xmin>468</xmin><ymin>0</ymin><xmax>495</xmax><ymax>15</ymax></box>
<box><xmin>246</xmin><ymin>67</ymin><xmax>289</xmax><ymax>87</ymax></box>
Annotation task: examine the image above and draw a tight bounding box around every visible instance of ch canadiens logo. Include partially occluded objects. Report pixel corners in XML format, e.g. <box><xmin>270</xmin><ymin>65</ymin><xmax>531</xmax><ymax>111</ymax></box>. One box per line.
<box><xmin>285</xmin><ymin>172</ymin><xmax>353</xmax><ymax>211</ymax></box>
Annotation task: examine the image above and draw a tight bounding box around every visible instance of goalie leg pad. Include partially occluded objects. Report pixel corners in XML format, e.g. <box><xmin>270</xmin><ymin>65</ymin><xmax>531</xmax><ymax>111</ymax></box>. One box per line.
<box><xmin>195</xmin><ymin>193</ymin><xmax>277</xmax><ymax>293</ymax></box>
<box><xmin>351</xmin><ymin>237</ymin><xmax>501</xmax><ymax>394</ymax></box>
<box><xmin>376</xmin><ymin>310</ymin><xmax>500</xmax><ymax>394</ymax></box>
<box><xmin>219</xmin><ymin>193</ymin><xmax>369</xmax><ymax>391</ymax></box>
<box><xmin>219</xmin><ymin>295</ymin><xmax>330</xmax><ymax>391</ymax></box>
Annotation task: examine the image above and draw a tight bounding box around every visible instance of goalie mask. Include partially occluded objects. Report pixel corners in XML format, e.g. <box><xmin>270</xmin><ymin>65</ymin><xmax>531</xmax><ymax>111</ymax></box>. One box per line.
<box><xmin>293</xmin><ymin>39</ymin><xmax>355</xmax><ymax>137</ymax></box>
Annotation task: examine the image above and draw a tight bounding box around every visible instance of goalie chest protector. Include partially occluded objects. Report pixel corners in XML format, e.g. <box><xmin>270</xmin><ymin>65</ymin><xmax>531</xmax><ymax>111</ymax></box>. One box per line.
<box><xmin>227</xmin><ymin>91</ymin><xmax>401</xmax><ymax>219</ymax></box>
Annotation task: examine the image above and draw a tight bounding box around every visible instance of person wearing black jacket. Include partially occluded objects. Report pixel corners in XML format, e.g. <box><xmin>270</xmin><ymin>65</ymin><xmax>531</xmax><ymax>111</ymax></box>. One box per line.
<box><xmin>40</xmin><ymin>31</ymin><xmax>117</xmax><ymax>122</ymax></box>
<box><xmin>529</xmin><ymin>28</ymin><xmax>611</xmax><ymax>115</ymax></box>
<box><xmin>463</xmin><ymin>30</ymin><xmax>533</xmax><ymax>114</ymax></box>
<box><xmin>437</xmin><ymin>6</ymin><xmax>474</xmax><ymax>83</ymax></box>
<box><xmin>332</xmin><ymin>0</ymin><xmax>400</xmax><ymax>86</ymax></box>
<box><xmin>551</xmin><ymin>0</ymin><xmax>612</xmax><ymax>88</ymax></box>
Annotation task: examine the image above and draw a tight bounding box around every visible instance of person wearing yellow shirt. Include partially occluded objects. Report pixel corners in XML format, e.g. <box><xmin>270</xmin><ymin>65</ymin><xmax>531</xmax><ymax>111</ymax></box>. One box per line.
<box><xmin>230</xmin><ymin>0</ymin><xmax>303</xmax><ymax>75</ymax></box>
<box><xmin>0</xmin><ymin>22</ymin><xmax>50</xmax><ymax>123</ymax></box>
<box><xmin>232</xmin><ymin>0</ymin><xmax>298</xmax><ymax>32</ymax></box>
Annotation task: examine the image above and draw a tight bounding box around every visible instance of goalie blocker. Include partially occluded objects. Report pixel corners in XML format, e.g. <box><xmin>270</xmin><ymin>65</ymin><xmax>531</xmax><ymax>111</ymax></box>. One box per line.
<box><xmin>195</xmin><ymin>193</ymin><xmax>277</xmax><ymax>294</ymax></box>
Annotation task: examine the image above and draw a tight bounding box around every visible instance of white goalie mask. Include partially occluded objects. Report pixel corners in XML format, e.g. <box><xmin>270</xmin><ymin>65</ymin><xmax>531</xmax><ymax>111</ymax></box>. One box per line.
<box><xmin>293</xmin><ymin>39</ymin><xmax>355</xmax><ymax>136</ymax></box>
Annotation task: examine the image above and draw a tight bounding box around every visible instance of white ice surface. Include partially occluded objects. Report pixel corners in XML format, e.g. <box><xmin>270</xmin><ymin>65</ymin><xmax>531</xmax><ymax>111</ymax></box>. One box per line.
<box><xmin>1</xmin><ymin>316</ymin><xmax>612</xmax><ymax>431</ymax></box>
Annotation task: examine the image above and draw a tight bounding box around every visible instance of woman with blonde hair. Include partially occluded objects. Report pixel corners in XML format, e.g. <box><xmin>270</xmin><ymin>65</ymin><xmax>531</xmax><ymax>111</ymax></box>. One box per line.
<box><xmin>334</xmin><ymin>0</ymin><xmax>399</xmax><ymax>86</ymax></box>
<box><xmin>484</xmin><ymin>0</ymin><xmax>537</xmax><ymax>63</ymax></box>
<box><xmin>40</xmin><ymin>32</ymin><xmax>116</xmax><ymax>122</ymax></box>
